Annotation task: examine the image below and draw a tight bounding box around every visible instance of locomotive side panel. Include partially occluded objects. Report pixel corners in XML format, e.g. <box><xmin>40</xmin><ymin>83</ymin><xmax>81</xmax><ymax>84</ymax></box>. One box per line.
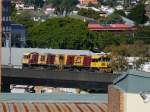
<box><xmin>73</xmin><ymin>56</ymin><xmax>84</xmax><ymax>66</ymax></box>
<box><xmin>83</xmin><ymin>56</ymin><xmax>91</xmax><ymax>68</ymax></box>
<box><xmin>47</xmin><ymin>54</ymin><xmax>55</xmax><ymax>65</ymax></box>
<box><xmin>38</xmin><ymin>54</ymin><xmax>48</xmax><ymax>65</ymax></box>
<box><xmin>22</xmin><ymin>52</ymin><xmax>112</xmax><ymax>72</ymax></box>
<box><xmin>65</xmin><ymin>55</ymin><xmax>75</xmax><ymax>67</ymax></box>
<box><xmin>29</xmin><ymin>53</ymin><xmax>39</xmax><ymax>65</ymax></box>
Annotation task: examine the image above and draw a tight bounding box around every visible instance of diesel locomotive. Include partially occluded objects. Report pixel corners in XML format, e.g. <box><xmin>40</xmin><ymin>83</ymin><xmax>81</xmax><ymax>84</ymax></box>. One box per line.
<box><xmin>22</xmin><ymin>52</ymin><xmax>112</xmax><ymax>72</ymax></box>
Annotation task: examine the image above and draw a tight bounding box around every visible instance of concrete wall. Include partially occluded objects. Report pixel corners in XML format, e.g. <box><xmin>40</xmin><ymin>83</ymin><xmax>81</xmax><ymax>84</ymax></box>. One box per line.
<box><xmin>108</xmin><ymin>85</ymin><xmax>125</xmax><ymax>112</ymax></box>
<box><xmin>2</xmin><ymin>48</ymin><xmax>94</xmax><ymax>67</ymax></box>
<box><xmin>125</xmin><ymin>93</ymin><xmax>150</xmax><ymax>112</ymax></box>
<box><xmin>108</xmin><ymin>85</ymin><xmax>150</xmax><ymax>112</ymax></box>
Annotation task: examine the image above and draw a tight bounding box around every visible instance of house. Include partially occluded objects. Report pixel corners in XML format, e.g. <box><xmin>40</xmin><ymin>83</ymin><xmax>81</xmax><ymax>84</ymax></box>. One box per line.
<box><xmin>144</xmin><ymin>4</ymin><xmax>150</xmax><ymax>26</ymax></box>
<box><xmin>15</xmin><ymin>2</ymin><xmax>35</xmax><ymax>10</ymax></box>
<box><xmin>23</xmin><ymin>5</ymin><xmax>34</xmax><ymax>10</ymax></box>
<box><xmin>15</xmin><ymin>2</ymin><xmax>24</xmax><ymax>10</ymax></box>
<box><xmin>115</xmin><ymin>5</ymin><xmax>124</xmax><ymax>10</ymax></box>
<box><xmin>99</xmin><ymin>11</ymin><xmax>107</xmax><ymax>18</ymax></box>
<box><xmin>88</xmin><ymin>23</ymin><xmax>135</xmax><ymax>36</ymax></box>
<box><xmin>79</xmin><ymin>0</ymin><xmax>98</xmax><ymax>5</ymax></box>
<box><xmin>69</xmin><ymin>15</ymin><xmax>97</xmax><ymax>23</ymax></box>
<box><xmin>145</xmin><ymin>0</ymin><xmax>150</xmax><ymax>4</ymax></box>
<box><xmin>43</xmin><ymin>4</ymin><xmax>55</xmax><ymax>16</ymax></box>
<box><xmin>145</xmin><ymin>4</ymin><xmax>150</xmax><ymax>21</ymax></box>
<box><xmin>109</xmin><ymin>70</ymin><xmax>150</xmax><ymax>112</ymax></box>
<box><xmin>100</xmin><ymin>5</ymin><xmax>115</xmax><ymax>15</ymax></box>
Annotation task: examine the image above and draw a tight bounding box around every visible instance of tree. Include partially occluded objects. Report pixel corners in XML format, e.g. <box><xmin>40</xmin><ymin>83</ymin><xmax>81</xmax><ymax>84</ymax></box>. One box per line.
<box><xmin>135</xmin><ymin>26</ymin><xmax>150</xmax><ymax>44</ymax></box>
<box><xmin>11</xmin><ymin>3</ymin><xmax>17</xmax><ymax>21</ymax></box>
<box><xmin>111</xmin><ymin>56</ymin><xmax>128</xmax><ymax>72</ymax></box>
<box><xmin>107</xmin><ymin>13</ymin><xmax>123</xmax><ymax>24</ymax></box>
<box><xmin>12</xmin><ymin>11</ymin><xmax>37</xmax><ymax>29</ymax></box>
<box><xmin>24</xmin><ymin>0</ymin><xmax>44</xmax><ymax>8</ymax></box>
<box><xmin>105</xmin><ymin>40</ymin><xmax>149</xmax><ymax>58</ymax></box>
<box><xmin>127</xmin><ymin>40</ymin><xmax>148</xmax><ymax>57</ymax></box>
<box><xmin>78</xmin><ymin>8</ymin><xmax>100</xmax><ymax>19</ymax></box>
<box><xmin>114</xmin><ymin>10</ymin><xmax>126</xmax><ymax>17</ymax></box>
<box><xmin>127</xmin><ymin>4</ymin><xmax>148</xmax><ymax>24</ymax></box>
<box><xmin>50</xmin><ymin>0</ymin><xmax>78</xmax><ymax>16</ymax></box>
<box><xmin>98</xmin><ymin>32</ymin><xmax>128</xmax><ymax>50</ymax></box>
<box><xmin>28</xmin><ymin>17</ymin><xmax>93</xmax><ymax>49</ymax></box>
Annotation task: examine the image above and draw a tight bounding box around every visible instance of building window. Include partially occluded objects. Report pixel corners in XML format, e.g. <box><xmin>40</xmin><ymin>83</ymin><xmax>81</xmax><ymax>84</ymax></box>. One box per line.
<box><xmin>6</xmin><ymin>16</ymin><xmax>9</xmax><ymax>21</ymax></box>
<box><xmin>3</xmin><ymin>27</ymin><xmax>5</xmax><ymax>31</ymax></box>
<box><xmin>2</xmin><ymin>16</ymin><xmax>5</xmax><ymax>21</ymax></box>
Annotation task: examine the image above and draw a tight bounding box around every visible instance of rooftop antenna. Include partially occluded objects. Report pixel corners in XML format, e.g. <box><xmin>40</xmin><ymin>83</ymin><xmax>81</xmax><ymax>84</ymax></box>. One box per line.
<box><xmin>0</xmin><ymin>0</ymin><xmax>2</xmax><ymax>92</ymax></box>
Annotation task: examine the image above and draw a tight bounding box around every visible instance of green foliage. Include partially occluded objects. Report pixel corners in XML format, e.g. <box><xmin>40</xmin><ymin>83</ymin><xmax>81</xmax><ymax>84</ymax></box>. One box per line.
<box><xmin>97</xmin><ymin>32</ymin><xmax>128</xmax><ymax>50</ymax></box>
<box><xmin>78</xmin><ymin>8</ymin><xmax>100</xmax><ymax>19</ymax></box>
<box><xmin>127</xmin><ymin>4</ymin><xmax>148</xmax><ymax>24</ymax></box>
<box><xmin>111</xmin><ymin>56</ymin><xmax>128</xmax><ymax>72</ymax></box>
<box><xmin>105</xmin><ymin>40</ymin><xmax>149</xmax><ymax>57</ymax></box>
<box><xmin>28</xmin><ymin>17</ymin><xmax>95</xmax><ymax>49</ymax></box>
<box><xmin>24</xmin><ymin>0</ymin><xmax>44</xmax><ymax>8</ymax></box>
<box><xmin>12</xmin><ymin>11</ymin><xmax>37</xmax><ymax>29</ymax></box>
<box><xmin>134</xmin><ymin>26</ymin><xmax>150</xmax><ymax>44</ymax></box>
<box><xmin>99</xmin><ymin>13</ymin><xmax>123</xmax><ymax>25</ymax></box>
<box><xmin>107</xmin><ymin>13</ymin><xmax>123</xmax><ymax>23</ymax></box>
<box><xmin>49</xmin><ymin>0</ymin><xmax>78</xmax><ymax>16</ymax></box>
<box><xmin>47</xmin><ymin>0</ymin><xmax>53</xmax><ymax>3</ymax></box>
<box><xmin>26</xmin><ymin>17</ymin><xmax>130</xmax><ymax>50</ymax></box>
<box><xmin>11</xmin><ymin>3</ymin><xmax>17</xmax><ymax>21</ymax></box>
<box><xmin>127</xmin><ymin>40</ymin><xmax>149</xmax><ymax>57</ymax></box>
<box><xmin>101</xmin><ymin>0</ymin><xmax>118</xmax><ymax>7</ymax></box>
<box><xmin>114</xmin><ymin>10</ymin><xmax>126</xmax><ymax>17</ymax></box>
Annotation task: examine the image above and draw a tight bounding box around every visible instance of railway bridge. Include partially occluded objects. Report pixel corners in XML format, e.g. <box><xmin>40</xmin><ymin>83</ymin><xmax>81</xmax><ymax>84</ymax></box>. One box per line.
<box><xmin>2</xmin><ymin>68</ymin><xmax>119</xmax><ymax>92</ymax></box>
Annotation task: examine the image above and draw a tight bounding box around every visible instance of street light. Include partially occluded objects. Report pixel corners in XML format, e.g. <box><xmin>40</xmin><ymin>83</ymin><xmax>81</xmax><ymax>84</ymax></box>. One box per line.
<box><xmin>8</xmin><ymin>31</ymin><xmax>11</xmax><ymax>66</ymax></box>
<box><xmin>0</xmin><ymin>0</ymin><xmax>2</xmax><ymax>92</ymax></box>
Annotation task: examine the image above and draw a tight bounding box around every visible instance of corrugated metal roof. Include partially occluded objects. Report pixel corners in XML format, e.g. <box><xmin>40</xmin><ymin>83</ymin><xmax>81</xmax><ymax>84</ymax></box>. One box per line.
<box><xmin>114</xmin><ymin>70</ymin><xmax>150</xmax><ymax>93</ymax></box>
<box><xmin>0</xmin><ymin>102</ymin><xmax>108</xmax><ymax>112</ymax></box>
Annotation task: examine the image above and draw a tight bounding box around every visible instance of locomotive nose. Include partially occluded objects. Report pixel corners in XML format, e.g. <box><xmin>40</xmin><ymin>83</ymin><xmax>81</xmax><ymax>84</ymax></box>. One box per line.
<box><xmin>101</xmin><ymin>62</ymin><xmax>105</xmax><ymax>66</ymax></box>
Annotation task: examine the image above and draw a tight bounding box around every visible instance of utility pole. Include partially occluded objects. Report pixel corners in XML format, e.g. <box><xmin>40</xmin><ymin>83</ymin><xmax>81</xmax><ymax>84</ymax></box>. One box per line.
<box><xmin>0</xmin><ymin>0</ymin><xmax>2</xmax><ymax>92</ymax></box>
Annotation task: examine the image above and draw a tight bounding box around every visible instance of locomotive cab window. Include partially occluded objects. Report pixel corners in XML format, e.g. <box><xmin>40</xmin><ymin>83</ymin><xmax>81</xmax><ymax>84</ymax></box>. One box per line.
<box><xmin>24</xmin><ymin>55</ymin><xmax>30</xmax><ymax>59</ymax></box>
<box><xmin>98</xmin><ymin>58</ymin><xmax>102</xmax><ymax>61</ymax></box>
<box><xmin>102</xmin><ymin>58</ymin><xmax>110</xmax><ymax>62</ymax></box>
<box><xmin>106</xmin><ymin>58</ymin><xmax>110</xmax><ymax>62</ymax></box>
<box><xmin>102</xmin><ymin>58</ymin><xmax>106</xmax><ymax>61</ymax></box>
<box><xmin>92</xmin><ymin>59</ymin><xmax>99</xmax><ymax>62</ymax></box>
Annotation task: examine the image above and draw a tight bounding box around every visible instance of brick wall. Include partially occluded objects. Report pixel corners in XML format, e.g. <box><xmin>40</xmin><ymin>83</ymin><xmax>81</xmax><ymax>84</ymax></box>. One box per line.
<box><xmin>108</xmin><ymin>85</ymin><xmax>125</xmax><ymax>112</ymax></box>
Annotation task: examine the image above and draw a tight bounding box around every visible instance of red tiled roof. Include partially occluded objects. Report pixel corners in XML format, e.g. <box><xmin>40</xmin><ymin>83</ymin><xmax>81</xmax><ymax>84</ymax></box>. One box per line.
<box><xmin>88</xmin><ymin>24</ymin><xmax>134</xmax><ymax>31</ymax></box>
<box><xmin>79</xmin><ymin>0</ymin><xmax>98</xmax><ymax>4</ymax></box>
<box><xmin>88</xmin><ymin>24</ymin><xmax>103</xmax><ymax>29</ymax></box>
<box><xmin>110</xmin><ymin>24</ymin><xmax>130</xmax><ymax>28</ymax></box>
<box><xmin>0</xmin><ymin>102</ymin><xmax>108</xmax><ymax>112</ymax></box>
